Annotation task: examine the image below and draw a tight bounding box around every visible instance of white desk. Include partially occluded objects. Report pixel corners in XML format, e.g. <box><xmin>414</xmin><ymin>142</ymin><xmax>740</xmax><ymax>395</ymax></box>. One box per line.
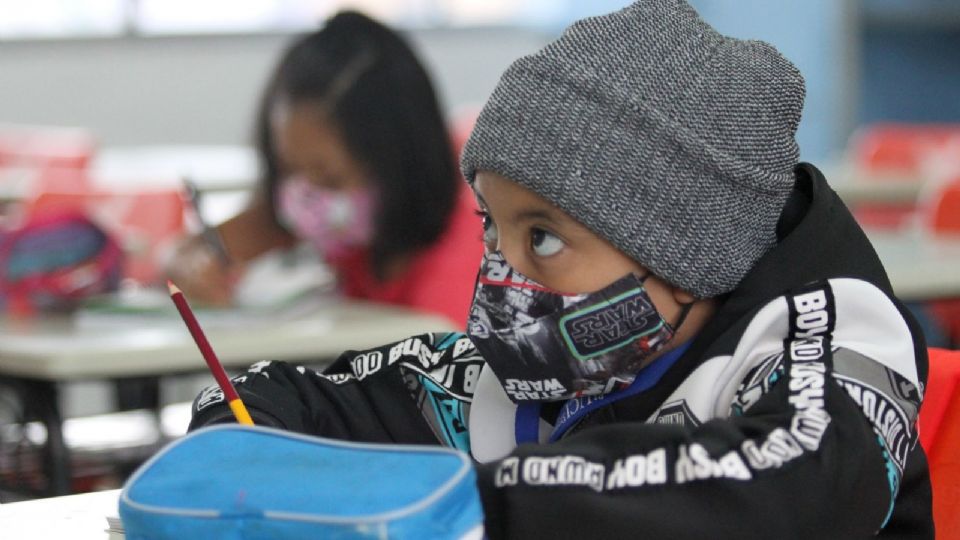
<box><xmin>869</xmin><ymin>230</ymin><xmax>960</xmax><ymax>302</ymax></box>
<box><xmin>832</xmin><ymin>178</ymin><xmax>925</xmax><ymax>206</ymax></box>
<box><xmin>825</xmin><ymin>164</ymin><xmax>926</xmax><ymax>206</ymax></box>
<box><xmin>90</xmin><ymin>145</ymin><xmax>257</xmax><ymax>193</ymax></box>
<box><xmin>0</xmin><ymin>489</ymin><xmax>119</xmax><ymax>540</ymax></box>
<box><xmin>823</xmin><ymin>164</ymin><xmax>960</xmax><ymax>302</ymax></box>
<box><xmin>0</xmin><ymin>300</ymin><xmax>455</xmax><ymax>380</ymax></box>
<box><xmin>0</xmin><ymin>144</ymin><xmax>257</xmax><ymax>203</ymax></box>
<box><xmin>0</xmin><ymin>300</ymin><xmax>455</xmax><ymax>496</ymax></box>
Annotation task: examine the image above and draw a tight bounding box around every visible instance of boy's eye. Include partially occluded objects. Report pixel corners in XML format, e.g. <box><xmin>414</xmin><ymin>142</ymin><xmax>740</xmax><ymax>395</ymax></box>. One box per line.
<box><xmin>531</xmin><ymin>228</ymin><xmax>563</xmax><ymax>257</ymax></box>
<box><xmin>479</xmin><ymin>212</ymin><xmax>498</xmax><ymax>250</ymax></box>
<box><xmin>480</xmin><ymin>212</ymin><xmax>492</xmax><ymax>231</ymax></box>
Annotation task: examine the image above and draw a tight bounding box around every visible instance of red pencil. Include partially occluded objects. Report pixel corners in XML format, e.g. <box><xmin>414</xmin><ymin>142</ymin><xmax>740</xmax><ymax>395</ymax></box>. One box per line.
<box><xmin>167</xmin><ymin>280</ymin><xmax>254</xmax><ymax>426</ymax></box>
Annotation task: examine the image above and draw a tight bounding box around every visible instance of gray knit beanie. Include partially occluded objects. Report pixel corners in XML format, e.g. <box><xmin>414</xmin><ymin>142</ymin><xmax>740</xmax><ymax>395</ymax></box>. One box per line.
<box><xmin>460</xmin><ymin>0</ymin><xmax>805</xmax><ymax>298</ymax></box>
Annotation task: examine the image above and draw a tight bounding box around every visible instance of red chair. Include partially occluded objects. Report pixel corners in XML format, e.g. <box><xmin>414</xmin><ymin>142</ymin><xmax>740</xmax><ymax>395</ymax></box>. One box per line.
<box><xmin>0</xmin><ymin>124</ymin><xmax>96</xmax><ymax>170</ymax></box>
<box><xmin>922</xmin><ymin>176</ymin><xmax>960</xmax><ymax>235</ymax></box>
<box><xmin>850</xmin><ymin>124</ymin><xmax>960</xmax><ymax>174</ymax></box>
<box><xmin>918</xmin><ymin>177</ymin><xmax>960</xmax><ymax>346</ymax></box>
<box><xmin>846</xmin><ymin>123</ymin><xmax>960</xmax><ymax>230</ymax></box>
<box><xmin>919</xmin><ymin>347</ymin><xmax>960</xmax><ymax>537</ymax></box>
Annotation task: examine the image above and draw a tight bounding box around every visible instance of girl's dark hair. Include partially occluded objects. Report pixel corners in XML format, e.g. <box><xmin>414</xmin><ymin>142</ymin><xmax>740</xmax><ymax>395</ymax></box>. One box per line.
<box><xmin>255</xmin><ymin>11</ymin><xmax>457</xmax><ymax>280</ymax></box>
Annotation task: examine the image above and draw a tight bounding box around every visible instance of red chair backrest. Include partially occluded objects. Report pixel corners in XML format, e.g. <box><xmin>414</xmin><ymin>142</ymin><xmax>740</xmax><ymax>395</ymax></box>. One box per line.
<box><xmin>919</xmin><ymin>347</ymin><xmax>960</xmax><ymax>536</ymax></box>
<box><xmin>850</xmin><ymin>123</ymin><xmax>960</xmax><ymax>174</ymax></box>
<box><xmin>0</xmin><ymin>124</ymin><xmax>96</xmax><ymax>170</ymax></box>
<box><xmin>845</xmin><ymin>124</ymin><xmax>960</xmax><ymax>230</ymax></box>
<box><xmin>923</xmin><ymin>177</ymin><xmax>960</xmax><ymax>235</ymax></box>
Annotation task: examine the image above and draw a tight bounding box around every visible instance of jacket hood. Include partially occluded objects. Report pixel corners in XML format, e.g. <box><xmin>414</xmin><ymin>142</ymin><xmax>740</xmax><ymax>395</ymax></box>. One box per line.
<box><xmin>606</xmin><ymin>162</ymin><xmax>893</xmax><ymax>423</ymax></box>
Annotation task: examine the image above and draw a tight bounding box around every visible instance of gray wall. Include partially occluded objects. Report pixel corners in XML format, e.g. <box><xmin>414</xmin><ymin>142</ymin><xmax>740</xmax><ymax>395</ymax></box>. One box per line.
<box><xmin>0</xmin><ymin>27</ymin><xmax>550</xmax><ymax>147</ymax></box>
<box><xmin>0</xmin><ymin>13</ymin><xmax>861</xmax><ymax>165</ymax></box>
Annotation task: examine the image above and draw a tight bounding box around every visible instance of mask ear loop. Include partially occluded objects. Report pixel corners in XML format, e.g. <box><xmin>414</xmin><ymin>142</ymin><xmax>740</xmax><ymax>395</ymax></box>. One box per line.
<box><xmin>670</xmin><ymin>301</ymin><xmax>695</xmax><ymax>334</ymax></box>
<box><xmin>636</xmin><ymin>272</ymin><xmax>695</xmax><ymax>334</ymax></box>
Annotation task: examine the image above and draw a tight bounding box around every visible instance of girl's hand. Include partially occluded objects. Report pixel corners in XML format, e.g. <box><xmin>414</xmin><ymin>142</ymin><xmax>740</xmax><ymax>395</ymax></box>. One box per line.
<box><xmin>163</xmin><ymin>234</ymin><xmax>236</xmax><ymax>307</ymax></box>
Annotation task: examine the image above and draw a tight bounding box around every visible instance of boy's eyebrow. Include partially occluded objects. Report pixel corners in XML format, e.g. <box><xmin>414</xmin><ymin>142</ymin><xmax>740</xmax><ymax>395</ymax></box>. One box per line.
<box><xmin>474</xmin><ymin>189</ymin><xmax>569</xmax><ymax>225</ymax></box>
<box><xmin>473</xmin><ymin>191</ymin><xmax>488</xmax><ymax>209</ymax></box>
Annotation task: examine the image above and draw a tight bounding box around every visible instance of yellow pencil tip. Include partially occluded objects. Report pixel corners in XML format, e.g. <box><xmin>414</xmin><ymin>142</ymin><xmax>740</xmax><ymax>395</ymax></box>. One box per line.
<box><xmin>167</xmin><ymin>280</ymin><xmax>181</xmax><ymax>295</ymax></box>
<box><xmin>229</xmin><ymin>399</ymin><xmax>255</xmax><ymax>426</ymax></box>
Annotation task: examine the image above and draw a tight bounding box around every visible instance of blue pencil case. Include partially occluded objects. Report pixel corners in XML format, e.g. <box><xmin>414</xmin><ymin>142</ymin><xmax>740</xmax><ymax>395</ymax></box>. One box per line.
<box><xmin>119</xmin><ymin>425</ymin><xmax>484</xmax><ymax>539</ymax></box>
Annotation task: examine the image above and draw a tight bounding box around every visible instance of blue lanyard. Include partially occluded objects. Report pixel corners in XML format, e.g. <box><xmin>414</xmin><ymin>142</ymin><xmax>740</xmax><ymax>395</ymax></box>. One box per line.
<box><xmin>514</xmin><ymin>341</ymin><xmax>692</xmax><ymax>445</ymax></box>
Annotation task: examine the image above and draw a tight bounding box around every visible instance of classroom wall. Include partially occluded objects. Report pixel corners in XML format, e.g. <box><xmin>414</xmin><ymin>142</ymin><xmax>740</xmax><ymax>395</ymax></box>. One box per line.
<box><xmin>859</xmin><ymin>20</ymin><xmax>960</xmax><ymax>124</ymax></box>
<box><xmin>0</xmin><ymin>27</ymin><xmax>550</xmax><ymax>148</ymax></box>
<box><xmin>4</xmin><ymin>2</ymin><xmax>957</xmax><ymax>172</ymax></box>
<box><xmin>0</xmin><ymin>5</ymin><xmax>862</xmax><ymax>166</ymax></box>
<box><xmin>858</xmin><ymin>0</ymin><xmax>960</xmax><ymax>125</ymax></box>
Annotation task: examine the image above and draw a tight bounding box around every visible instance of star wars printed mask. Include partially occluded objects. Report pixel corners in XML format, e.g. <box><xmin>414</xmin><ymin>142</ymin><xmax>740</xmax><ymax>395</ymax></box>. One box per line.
<box><xmin>466</xmin><ymin>252</ymin><xmax>679</xmax><ymax>402</ymax></box>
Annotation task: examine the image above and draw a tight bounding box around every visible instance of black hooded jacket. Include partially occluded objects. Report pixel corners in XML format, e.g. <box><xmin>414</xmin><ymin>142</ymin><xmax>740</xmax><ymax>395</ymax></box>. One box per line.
<box><xmin>190</xmin><ymin>163</ymin><xmax>933</xmax><ymax>538</ymax></box>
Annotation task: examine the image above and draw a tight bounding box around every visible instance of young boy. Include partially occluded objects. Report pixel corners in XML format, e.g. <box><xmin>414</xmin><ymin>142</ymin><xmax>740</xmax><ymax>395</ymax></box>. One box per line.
<box><xmin>190</xmin><ymin>1</ymin><xmax>932</xmax><ymax>537</ymax></box>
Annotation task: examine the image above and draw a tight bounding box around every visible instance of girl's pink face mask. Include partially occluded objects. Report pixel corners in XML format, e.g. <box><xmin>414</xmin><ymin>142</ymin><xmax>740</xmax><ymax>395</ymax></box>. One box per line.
<box><xmin>277</xmin><ymin>176</ymin><xmax>377</xmax><ymax>262</ymax></box>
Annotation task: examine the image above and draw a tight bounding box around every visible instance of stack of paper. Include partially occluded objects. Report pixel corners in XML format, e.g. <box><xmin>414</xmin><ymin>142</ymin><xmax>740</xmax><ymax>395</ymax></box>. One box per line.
<box><xmin>105</xmin><ymin>514</ymin><xmax>124</xmax><ymax>539</ymax></box>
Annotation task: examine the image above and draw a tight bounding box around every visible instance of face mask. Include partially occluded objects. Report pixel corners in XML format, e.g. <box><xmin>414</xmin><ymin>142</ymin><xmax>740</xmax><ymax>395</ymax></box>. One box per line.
<box><xmin>278</xmin><ymin>176</ymin><xmax>376</xmax><ymax>262</ymax></box>
<box><xmin>466</xmin><ymin>251</ymin><xmax>686</xmax><ymax>402</ymax></box>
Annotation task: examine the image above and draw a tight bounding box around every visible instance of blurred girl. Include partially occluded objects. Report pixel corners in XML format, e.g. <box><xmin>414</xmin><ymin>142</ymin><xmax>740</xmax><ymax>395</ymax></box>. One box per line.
<box><xmin>167</xmin><ymin>11</ymin><xmax>482</xmax><ymax>326</ymax></box>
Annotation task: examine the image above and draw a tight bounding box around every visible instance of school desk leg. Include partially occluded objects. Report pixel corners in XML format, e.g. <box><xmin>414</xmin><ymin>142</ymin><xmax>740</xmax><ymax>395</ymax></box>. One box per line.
<box><xmin>22</xmin><ymin>380</ymin><xmax>71</xmax><ymax>496</ymax></box>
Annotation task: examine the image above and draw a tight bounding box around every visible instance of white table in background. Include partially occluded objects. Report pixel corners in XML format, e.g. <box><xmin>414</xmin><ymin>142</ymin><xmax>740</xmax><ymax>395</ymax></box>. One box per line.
<box><xmin>826</xmin><ymin>164</ymin><xmax>927</xmax><ymax>206</ymax></box>
<box><xmin>0</xmin><ymin>300</ymin><xmax>455</xmax><ymax>496</ymax></box>
<box><xmin>0</xmin><ymin>144</ymin><xmax>257</xmax><ymax>202</ymax></box>
<box><xmin>90</xmin><ymin>145</ymin><xmax>257</xmax><ymax>193</ymax></box>
<box><xmin>0</xmin><ymin>300</ymin><xmax>453</xmax><ymax>380</ymax></box>
<box><xmin>868</xmin><ymin>230</ymin><xmax>960</xmax><ymax>302</ymax></box>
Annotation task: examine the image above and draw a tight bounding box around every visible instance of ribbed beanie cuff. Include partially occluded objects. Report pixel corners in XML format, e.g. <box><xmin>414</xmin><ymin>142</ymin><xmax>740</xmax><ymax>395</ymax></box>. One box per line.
<box><xmin>461</xmin><ymin>0</ymin><xmax>805</xmax><ymax>298</ymax></box>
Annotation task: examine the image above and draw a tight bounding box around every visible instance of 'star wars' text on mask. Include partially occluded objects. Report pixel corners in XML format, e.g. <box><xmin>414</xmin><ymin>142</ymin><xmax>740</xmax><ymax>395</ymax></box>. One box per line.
<box><xmin>467</xmin><ymin>252</ymin><xmax>679</xmax><ymax>402</ymax></box>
